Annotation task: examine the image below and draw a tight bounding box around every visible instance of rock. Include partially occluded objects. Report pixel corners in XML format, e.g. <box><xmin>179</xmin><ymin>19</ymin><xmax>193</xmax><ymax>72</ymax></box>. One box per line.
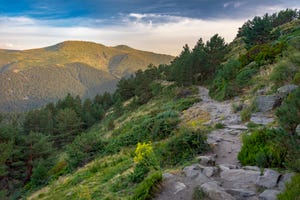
<box><xmin>173</xmin><ymin>181</ymin><xmax>186</xmax><ymax>194</ymax></box>
<box><xmin>250</xmin><ymin>113</ymin><xmax>274</xmax><ymax>125</ymax></box>
<box><xmin>256</xmin><ymin>87</ymin><xmax>270</xmax><ymax>95</ymax></box>
<box><xmin>163</xmin><ymin>173</ymin><xmax>174</xmax><ymax>179</ymax></box>
<box><xmin>183</xmin><ymin>164</ymin><xmax>202</xmax><ymax>178</ymax></box>
<box><xmin>296</xmin><ymin>124</ymin><xmax>300</xmax><ymax>136</ymax></box>
<box><xmin>219</xmin><ymin>164</ymin><xmax>238</xmax><ymax>172</ymax></box>
<box><xmin>278</xmin><ymin>173</ymin><xmax>295</xmax><ymax>191</ymax></box>
<box><xmin>256</xmin><ymin>169</ymin><xmax>280</xmax><ymax>189</ymax></box>
<box><xmin>226</xmin><ymin>188</ymin><xmax>256</xmax><ymax>198</ymax></box>
<box><xmin>258</xmin><ymin>189</ymin><xmax>280</xmax><ymax>200</ymax></box>
<box><xmin>256</xmin><ymin>95</ymin><xmax>281</xmax><ymax>112</ymax></box>
<box><xmin>201</xmin><ymin>181</ymin><xmax>235</xmax><ymax>200</ymax></box>
<box><xmin>226</xmin><ymin>125</ymin><xmax>248</xmax><ymax>130</ymax></box>
<box><xmin>243</xmin><ymin>166</ymin><xmax>261</xmax><ymax>171</ymax></box>
<box><xmin>194</xmin><ymin>171</ymin><xmax>211</xmax><ymax>185</ymax></box>
<box><xmin>277</xmin><ymin>84</ymin><xmax>298</xmax><ymax>98</ymax></box>
<box><xmin>203</xmin><ymin>167</ymin><xmax>218</xmax><ymax>177</ymax></box>
<box><xmin>197</xmin><ymin>155</ymin><xmax>216</xmax><ymax>166</ymax></box>
<box><xmin>221</xmin><ymin>169</ymin><xmax>261</xmax><ymax>185</ymax></box>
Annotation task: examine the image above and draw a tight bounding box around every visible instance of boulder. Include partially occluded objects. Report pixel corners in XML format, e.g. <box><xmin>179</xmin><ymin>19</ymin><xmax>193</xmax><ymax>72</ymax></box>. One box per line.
<box><xmin>183</xmin><ymin>164</ymin><xmax>202</xmax><ymax>178</ymax></box>
<box><xmin>277</xmin><ymin>84</ymin><xmax>298</xmax><ymax>98</ymax></box>
<box><xmin>197</xmin><ymin>155</ymin><xmax>216</xmax><ymax>166</ymax></box>
<box><xmin>296</xmin><ymin>124</ymin><xmax>300</xmax><ymax>137</ymax></box>
<box><xmin>221</xmin><ymin>169</ymin><xmax>261</xmax><ymax>183</ymax></box>
<box><xmin>256</xmin><ymin>169</ymin><xmax>280</xmax><ymax>189</ymax></box>
<box><xmin>278</xmin><ymin>173</ymin><xmax>295</xmax><ymax>191</ymax></box>
<box><xmin>201</xmin><ymin>181</ymin><xmax>235</xmax><ymax>200</ymax></box>
<box><xmin>202</xmin><ymin>167</ymin><xmax>218</xmax><ymax>177</ymax></box>
<box><xmin>255</xmin><ymin>95</ymin><xmax>281</xmax><ymax>112</ymax></box>
<box><xmin>258</xmin><ymin>189</ymin><xmax>280</xmax><ymax>200</ymax></box>
<box><xmin>250</xmin><ymin>113</ymin><xmax>274</xmax><ymax>125</ymax></box>
<box><xmin>173</xmin><ymin>181</ymin><xmax>186</xmax><ymax>194</ymax></box>
<box><xmin>163</xmin><ymin>173</ymin><xmax>174</xmax><ymax>179</ymax></box>
<box><xmin>219</xmin><ymin>164</ymin><xmax>238</xmax><ymax>172</ymax></box>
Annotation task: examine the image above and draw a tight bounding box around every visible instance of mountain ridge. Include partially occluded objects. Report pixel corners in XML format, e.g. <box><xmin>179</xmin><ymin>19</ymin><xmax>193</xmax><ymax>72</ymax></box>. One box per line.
<box><xmin>0</xmin><ymin>41</ymin><xmax>174</xmax><ymax>112</ymax></box>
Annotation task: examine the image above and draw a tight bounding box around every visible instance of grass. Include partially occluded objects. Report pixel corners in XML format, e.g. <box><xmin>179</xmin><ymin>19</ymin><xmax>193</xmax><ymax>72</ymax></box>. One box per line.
<box><xmin>27</xmin><ymin>85</ymin><xmax>209</xmax><ymax>200</ymax></box>
<box><xmin>277</xmin><ymin>173</ymin><xmax>300</xmax><ymax>200</ymax></box>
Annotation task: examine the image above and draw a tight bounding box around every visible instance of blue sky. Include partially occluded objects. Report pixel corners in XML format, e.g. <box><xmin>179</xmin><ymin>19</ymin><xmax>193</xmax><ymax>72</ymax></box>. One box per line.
<box><xmin>0</xmin><ymin>0</ymin><xmax>299</xmax><ymax>55</ymax></box>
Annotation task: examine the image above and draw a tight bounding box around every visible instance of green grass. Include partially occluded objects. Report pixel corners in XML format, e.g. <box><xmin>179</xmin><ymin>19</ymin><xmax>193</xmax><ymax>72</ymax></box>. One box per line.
<box><xmin>277</xmin><ymin>173</ymin><xmax>300</xmax><ymax>200</ymax></box>
<box><xmin>27</xmin><ymin>85</ymin><xmax>209</xmax><ymax>200</ymax></box>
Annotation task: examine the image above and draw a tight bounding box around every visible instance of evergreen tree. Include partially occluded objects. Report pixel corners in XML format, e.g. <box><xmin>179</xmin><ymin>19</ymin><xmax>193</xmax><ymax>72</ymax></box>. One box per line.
<box><xmin>54</xmin><ymin>108</ymin><xmax>82</xmax><ymax>147</ymax></box>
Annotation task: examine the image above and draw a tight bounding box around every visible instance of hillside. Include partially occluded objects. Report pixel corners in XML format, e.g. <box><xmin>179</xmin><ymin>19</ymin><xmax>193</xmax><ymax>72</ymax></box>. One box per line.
<box><xmin>0</xmin><ymin>41</ymin><xmax>173</xmax><ymax>112</ymax></box>
<box><xmin>1</xmin><ymin>9</ymin><xmax>300</xmax><ymax>200</ymax></box>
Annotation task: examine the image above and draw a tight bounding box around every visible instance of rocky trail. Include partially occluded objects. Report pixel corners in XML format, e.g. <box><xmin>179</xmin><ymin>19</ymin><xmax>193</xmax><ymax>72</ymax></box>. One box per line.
<box><xmin>154</xmin><ymin>87</ymin><xmax>293</xmax><ymax>200</ymax></box>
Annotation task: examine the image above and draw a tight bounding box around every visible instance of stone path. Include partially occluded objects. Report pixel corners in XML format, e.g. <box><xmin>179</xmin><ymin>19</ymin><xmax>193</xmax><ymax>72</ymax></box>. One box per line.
<box><xmin>154</xmin><ymin>87</ymin><xmax>292</xmax><ymax>200</ymax></box>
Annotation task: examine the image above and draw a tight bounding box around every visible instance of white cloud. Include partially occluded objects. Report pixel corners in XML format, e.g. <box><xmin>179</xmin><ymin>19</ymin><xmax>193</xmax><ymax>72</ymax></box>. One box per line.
<box><xmin>0</xmin><ymin>14</ymin><xmax>245</xmax><ymax>56</ymax></box>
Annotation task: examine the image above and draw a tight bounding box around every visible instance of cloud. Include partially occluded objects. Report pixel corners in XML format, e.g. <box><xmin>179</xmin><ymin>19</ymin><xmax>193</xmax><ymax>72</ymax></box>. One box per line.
<box><xmin>0</xmin><ymin>14</ymin><xmax>246</xmax><ymax>55</ymax></box>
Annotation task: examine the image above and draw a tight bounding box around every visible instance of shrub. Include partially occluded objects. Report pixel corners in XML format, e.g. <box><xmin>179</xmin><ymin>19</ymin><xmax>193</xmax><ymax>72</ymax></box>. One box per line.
<box><xmin>271</xmin><ymin>60</ymin><xmax>297</xmax><ymax>86</ymax></box>
<box><xmin>215</xmin><ymin>123</ymin><xmax>225</xmax><ymax>129</ymax></box>
<box><xmin>134</xmin><ymin>142</ymin><xmax>157</xmax><ymax>168</ymax></box>
<box><xmin>130</xmin><ymin>171</ymin><xmax>162</xmax><ymax>200</ymax></box>
<box><xmin>209</xmin><ymin>59</ymin><xmax>241</xmax><ymax>100</ymax></box>
<box><xmin>276</xmin><ymin>88</ymin><xmax>300</xmax><ymax>133</ymax></box>
<box><xmin>66</xmin><ymin>131</ymin><xmax>105</xmax><ymax>169</ymax></box>
<box><xmin>241</xmin><ymin>101</ymin><xmax>257</xmax><ymax>122</ymax></box>
<box><xmin>129</xmin><ymin>164</ymin><xmax>150</xmax><ymax>183</ymax></box>
<box><xmin>238</xmin><ymin>128</ymin><xmax>299</xmax><ymax>169</ymax></box>
<box><xmin>193</xmin><ymin>187</ymin><xmax>208</xmax><ymax>200</ymax></box>
<box><xmin>277</xmin><ymin>173</ymin><xmax>300</xmax><ymax>200</ymax></box>
<box><xmin>235</xmin><ymin>68</ymin><xmax>257</xmax><ymax>88</ymax></box>
<box><xmin>111</xmin><ymin>111</ymin><xmax>179</xmax><ymax>148</ymax></box>
<box><xmin>48</xmin><ymin>159</ymin><xmax>68</xmax><ymax>179</ymax></box>
<box><xmin>293</xmin><ymin>72</ymin><xmax>300</xmax><ymax>84</ymax></box>
<box><xmin>160</xmin><ymin>128</ymin><xmax>209</xmax><ymax>166</ymax></box>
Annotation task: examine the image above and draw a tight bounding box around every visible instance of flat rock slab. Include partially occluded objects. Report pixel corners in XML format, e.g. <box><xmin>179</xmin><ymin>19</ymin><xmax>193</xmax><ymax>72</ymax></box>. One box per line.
<box><xmin>255</xmin><ymin>95</ymin><xmax>281</xmax><ymax>112</ymax></box>
<box><xmin>226</xmin><ymin>125</ymin><xmax>248</xmax><ymax>130</ymax></box>
<box><xmin>259</xmin><ymin>189</ymin><xmax>280</xmax><ymax>200</ymax></box>
<box><xmin>250</xmin><ymin>113</ymin><xmax>274</xmax><ymax>125</ymax></box>
<box><xmin>201</xmin><ymin>181</ymin><xmax>235</xmax><ymax>200</ymax></box>
<box><xmin>256</xmin><ymin>169</ymin><xmax>280</xmax><ymax>189</ymax></box>
<box><xmin>226</xmin><ymin>188</ymin><xmax>256</xmax><ymax>198</ymax></box>
<box><xmin>221</xmin><ymin>169</ymin><xmax>261</xmax><ymax>190</ymax></box>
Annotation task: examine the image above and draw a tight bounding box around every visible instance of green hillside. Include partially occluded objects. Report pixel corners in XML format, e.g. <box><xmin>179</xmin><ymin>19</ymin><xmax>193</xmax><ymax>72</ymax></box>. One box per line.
<box><xmin>0</xmin><ymin>41</ymin><xmax>174</xmax><ymax>112</ymax></box>
<box><xmin>0</xmin><ymin>9</ymin><xmax>300</xmax><ymax>200</ymax></box>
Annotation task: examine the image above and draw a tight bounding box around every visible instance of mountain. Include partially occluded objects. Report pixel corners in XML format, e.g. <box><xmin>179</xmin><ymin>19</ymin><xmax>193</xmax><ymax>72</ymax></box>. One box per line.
<box><xmin>1</xmin><ymin>9</ymin><xmax>300</xmax><ymax>200</ymax></box>
<box><xmin>0</xmin><ymin>41</ymin><xmax>174</xmax><ymax>112</ymax></box>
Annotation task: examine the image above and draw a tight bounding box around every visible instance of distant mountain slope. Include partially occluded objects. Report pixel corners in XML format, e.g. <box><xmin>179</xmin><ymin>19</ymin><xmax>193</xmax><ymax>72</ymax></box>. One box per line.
<box><xmin>0</xmin><ymin>41</ymin><xmax>174</xmax><ymax>112</ymax></box>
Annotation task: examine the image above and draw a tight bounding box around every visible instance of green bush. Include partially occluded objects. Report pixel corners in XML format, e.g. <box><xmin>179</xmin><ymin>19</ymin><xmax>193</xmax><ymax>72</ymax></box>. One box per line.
<box><xmin>66</xmin><ymin>131</ymin><xmax>105</xmax><ymax>169</ymax></box>
<box><xmin>293</xmin><ymin>72</ymin><xmax>300</xmax><ymax>84</ymax></box>
<box><xmin>277</xmin><ymin>173</ymin><xmax>300</xmax><ymax>200</ymax></box>
<box><xmin>160</xmin><ymin>128</ymin><xmax>209</xmax><ymax>166</ymax></box>
<box><xmin>129</xmin><ymin>163</ymin><xmax>150</xmax><ymax>183</ymax></box>
<box><xmin>271</xmin><ymin>60</ymin><xmax>297</xmax><ymax>86</ymax></box>
<box><xmin>241</xmin><ymin>101</ymin><xmax>257</xmax><ymax>122</ymax></box>
<box><xmin>130</xmin><ymin>171</ymin><xmax>162</xmax><ymax>200</ymax></box>
<box><xmin>215</xmin><ymin>123</ymin><xmax>225</xmax><ymax>129</ymax></box>
<box><xmin>276</xmin><ymin>88</ymin><xmax>300</xmax><ymax>133</ymax></box>
<box><xmin>238</xmin><ymin>128</ymin><xmax>299</xmax><ymax>169</ymax></box>
<box><xmin>235</xmin><ymin>68</ymin><xmax>257</xmax><ymax>87</ymax></box>
<box><xmin>111</xmin><ymin>111</ymin><xmax>179</xmax><ymax>148</ymax></box>
<box><xmin>210</xmin><ymin>59</ymin><xmax>241</xmax><ymax>100</ymax></box>
<box><xmin>193</xmin><ymin>187</ymin><xmax>208</xmax><ymax>200</ymax></box>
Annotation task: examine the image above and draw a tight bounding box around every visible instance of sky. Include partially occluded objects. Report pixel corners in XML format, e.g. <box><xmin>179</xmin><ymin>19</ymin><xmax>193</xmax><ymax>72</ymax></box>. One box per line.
<box><xmin>0</xmin><ymin>0</ymin><xmax>299</xmax><ymax>55</ymax></box>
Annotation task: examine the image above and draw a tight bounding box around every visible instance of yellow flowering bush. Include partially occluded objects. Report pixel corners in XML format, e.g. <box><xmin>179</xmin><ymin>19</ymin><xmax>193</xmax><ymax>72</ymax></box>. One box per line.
<box><xmin>134</xmin><ymin>142</ymin><xmax>159</xmax><ymax>169</ymax></box>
